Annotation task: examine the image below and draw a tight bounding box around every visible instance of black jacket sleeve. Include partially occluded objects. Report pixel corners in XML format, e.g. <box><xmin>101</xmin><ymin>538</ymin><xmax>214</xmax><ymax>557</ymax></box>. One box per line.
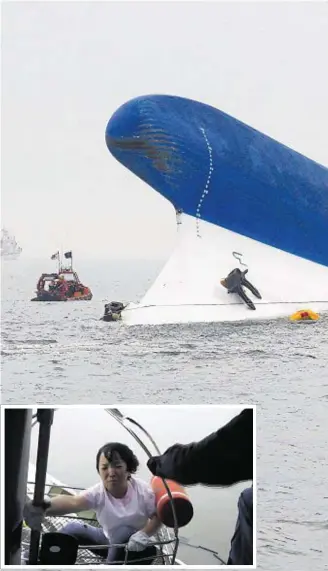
<box><xmin>147</xmin><ymin>408</ymin><xmax>253</xmax><ymax>486</ymax></box>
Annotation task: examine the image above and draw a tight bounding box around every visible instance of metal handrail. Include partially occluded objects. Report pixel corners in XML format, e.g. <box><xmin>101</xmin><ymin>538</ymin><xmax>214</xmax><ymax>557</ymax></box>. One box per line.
<box><xmin>105</xmin><ymin>408</ymin><xmax>180</xmax><ymax>564</ymax></box>
<box><xmin>22</xmin><ymin>533</ymin><xmax>178</xmax><ymax>565</ymax></box>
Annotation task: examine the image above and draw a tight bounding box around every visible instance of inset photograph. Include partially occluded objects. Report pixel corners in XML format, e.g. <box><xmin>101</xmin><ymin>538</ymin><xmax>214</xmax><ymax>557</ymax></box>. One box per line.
<box><xmin>2</xmin><ymin>405</ymin><xmax>255</xmax><ymax>567</ymax></box>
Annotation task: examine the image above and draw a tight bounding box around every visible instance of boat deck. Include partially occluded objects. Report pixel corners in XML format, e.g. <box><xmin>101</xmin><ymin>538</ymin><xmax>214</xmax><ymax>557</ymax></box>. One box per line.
<box><xmin>22</xmin><ymin>513</ymin><xmax>177</xmax><ymax>565</ymax></box>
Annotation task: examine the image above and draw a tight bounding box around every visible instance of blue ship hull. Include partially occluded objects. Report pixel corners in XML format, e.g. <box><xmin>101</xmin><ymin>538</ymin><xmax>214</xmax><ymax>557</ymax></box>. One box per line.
<box><xmin>106</xmin><ymin>94</ymin><xmax>328</xmax><ymax>268</ymax></box>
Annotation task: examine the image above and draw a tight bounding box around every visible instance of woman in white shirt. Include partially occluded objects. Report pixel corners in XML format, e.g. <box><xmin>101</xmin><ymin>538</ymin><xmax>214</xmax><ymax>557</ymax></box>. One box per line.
<box><xmin>24</xmin><ymin>442</ymin><xmax>162</xmax><ymax>564</ymax></box>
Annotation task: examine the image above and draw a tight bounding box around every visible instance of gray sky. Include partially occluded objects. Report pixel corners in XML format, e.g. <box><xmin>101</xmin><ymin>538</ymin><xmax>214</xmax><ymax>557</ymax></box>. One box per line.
<box><xmin>2</xmin><ymin>1</ymin><xmax>328</xmax><ymax>259</ymax></box>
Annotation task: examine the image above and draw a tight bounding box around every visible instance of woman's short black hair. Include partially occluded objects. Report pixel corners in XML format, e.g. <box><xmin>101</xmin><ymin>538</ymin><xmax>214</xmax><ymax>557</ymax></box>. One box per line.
<box><xmin>96</xmin><ymin>442</ymin><xmax>139</xmax><ymax>474</ymax></box>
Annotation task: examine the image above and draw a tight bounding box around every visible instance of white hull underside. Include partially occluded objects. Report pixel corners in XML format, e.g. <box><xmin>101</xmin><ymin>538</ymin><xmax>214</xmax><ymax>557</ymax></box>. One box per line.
<box><xmin>123</xmin><ymin>214</ymin><xmax>328</xmax><ymax>325</ymax></box>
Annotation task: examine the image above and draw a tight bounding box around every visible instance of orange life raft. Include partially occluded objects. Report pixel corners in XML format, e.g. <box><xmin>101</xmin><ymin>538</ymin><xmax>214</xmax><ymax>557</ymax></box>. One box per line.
<box><xmin>289</xmin><ymin>309</ymin><xmax>319</xmax><ymax>321</ymax></box>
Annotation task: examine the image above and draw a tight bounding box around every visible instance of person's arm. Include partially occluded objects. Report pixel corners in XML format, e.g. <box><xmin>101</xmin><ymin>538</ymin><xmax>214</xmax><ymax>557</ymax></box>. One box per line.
<box><xmin>45</xmin><ymin>493</ymin><xmax>91</xmax><ymax>516</ymax></box>
<box><xmin>24</xmin><ymin>491</ymin><xmax>94</xmax><ymax>531</ymax></box>
<box><xmin>147</xmin><ymin>409</ymin><xmax>253</xmax><ymax>486</ymax></box>
<box><xmin>141</xmin><ymin>514</ymin><xmax>162</xmax><ymax>537</ymax></box>
<box><xmin>127</xmin><ymin>514</ymin><xmax>162</xmax><ymax>551</ymax></box>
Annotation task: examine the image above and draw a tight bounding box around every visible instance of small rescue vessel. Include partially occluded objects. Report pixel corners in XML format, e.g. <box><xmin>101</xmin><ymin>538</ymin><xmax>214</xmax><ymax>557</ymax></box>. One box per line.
<box><xmin>31</xmin><ymin>250</ymin><xmax>92</xmax><ymax>302</ymax></box>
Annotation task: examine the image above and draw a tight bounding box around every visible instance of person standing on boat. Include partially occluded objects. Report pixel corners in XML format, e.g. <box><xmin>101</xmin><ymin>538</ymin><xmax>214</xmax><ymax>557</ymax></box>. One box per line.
<box><xmin>147</xmin><ymin>408</ymin><xmax>253</xmax><ymax>566</ymax></box>
<box><xmin>24</xmin><ymin>443</ymin><xmax>162</xmax><ymax>565</ymax></box>
<box><xmin>57</xmin><ymin>277</ymin><xmax>69</xmax><ymax>298</ymax></box>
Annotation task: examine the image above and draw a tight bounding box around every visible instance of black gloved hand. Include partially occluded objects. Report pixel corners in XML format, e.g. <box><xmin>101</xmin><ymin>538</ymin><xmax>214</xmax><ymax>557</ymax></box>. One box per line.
<box><xmin>147</xmin><ymin>456</ymin><xmax>161</xmax><ymax>475</ymax></box>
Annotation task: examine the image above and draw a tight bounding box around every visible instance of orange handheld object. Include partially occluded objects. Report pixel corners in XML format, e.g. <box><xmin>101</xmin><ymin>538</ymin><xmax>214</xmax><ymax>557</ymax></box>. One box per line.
<box><xmin>151</xmin><ymin>476</ymin><xmax>194</xmax><ymax>528</ymax></box>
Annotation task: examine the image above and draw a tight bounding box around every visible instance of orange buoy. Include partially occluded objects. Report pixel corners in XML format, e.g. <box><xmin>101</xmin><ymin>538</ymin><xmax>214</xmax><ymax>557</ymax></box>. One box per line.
<box><xmin>151</xmin><ymin>476</ymin><xmax>194</xmax><ymax>528</ymax></box>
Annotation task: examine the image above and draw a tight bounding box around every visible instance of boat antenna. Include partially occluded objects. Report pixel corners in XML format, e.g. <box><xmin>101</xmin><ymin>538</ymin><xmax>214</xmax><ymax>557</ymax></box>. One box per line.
<box><xmin>105</xmin><ymin>408</ymin><xmax>180</xmax><ymax>565</ymax></box>
<box><xmin>28</xmin><ymin>410</ymin><xmax>54</xmax><ymax>564</ymax></box>
<box><xmin>59</xmin><ymin>238</ymin><xmax>64</xmax><ymax>272</ymax></box>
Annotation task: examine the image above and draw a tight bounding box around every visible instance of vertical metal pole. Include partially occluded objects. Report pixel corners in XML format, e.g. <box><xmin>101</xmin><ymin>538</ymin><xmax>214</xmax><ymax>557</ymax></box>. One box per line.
<box><xmin>28</xmin><ymin>409</ymin><xmax>54</xmax><ymax>564</ymax></box>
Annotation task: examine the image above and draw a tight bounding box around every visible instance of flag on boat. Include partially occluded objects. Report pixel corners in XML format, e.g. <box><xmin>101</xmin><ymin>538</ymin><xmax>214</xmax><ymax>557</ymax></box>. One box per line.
<box><xmin>64</xmin><ymin>251</ymin><xmax>72</xmax><ymax>259</ymax></box>
<box><xmin>50</xmin><ymin>251</ymin><xmax>59</xmax><ymax>260</ymax></box>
